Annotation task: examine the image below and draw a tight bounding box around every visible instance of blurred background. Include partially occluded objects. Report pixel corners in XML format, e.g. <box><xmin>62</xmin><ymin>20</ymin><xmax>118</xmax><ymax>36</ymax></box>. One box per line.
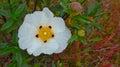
<box><xmin>0</xmin><ymin>0</ymin><xmax>120</xmax><ymax>67</ymax></box>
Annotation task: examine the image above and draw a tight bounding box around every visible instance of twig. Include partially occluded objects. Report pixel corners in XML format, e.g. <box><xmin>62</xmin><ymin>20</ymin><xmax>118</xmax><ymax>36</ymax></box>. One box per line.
<box><xmin>62</xmin><ymin>13</ymin><xmax>69</xmax><ymax>20</ymax></box>
<box><xmin>32</xmin><ymin>0</ymin><xmax>37</xmax><ymax>12</ymax></box>
<box><xmin>2</xmin><ymin>16</ymin><xmax>6</xmax><ymax>22</ymax></box>
<box><xmin>95</xmin><ymin>56</ymin><xmax>103</xmax><ymax>67</ymax></box>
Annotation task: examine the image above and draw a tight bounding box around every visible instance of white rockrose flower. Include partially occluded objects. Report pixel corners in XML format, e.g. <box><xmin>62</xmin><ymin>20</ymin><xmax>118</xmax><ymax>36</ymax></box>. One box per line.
<box><xmin>18</xmin><ymin>7</ymin><xmax>71</xmax><ymax>56</ymax></box>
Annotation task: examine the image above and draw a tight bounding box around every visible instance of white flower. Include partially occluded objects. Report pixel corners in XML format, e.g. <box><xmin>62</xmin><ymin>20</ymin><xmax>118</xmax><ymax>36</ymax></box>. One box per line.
<box><xmin>18</xmin><ymin>7</ymin><xmax>71</xmax><ymax>56</ymax></box>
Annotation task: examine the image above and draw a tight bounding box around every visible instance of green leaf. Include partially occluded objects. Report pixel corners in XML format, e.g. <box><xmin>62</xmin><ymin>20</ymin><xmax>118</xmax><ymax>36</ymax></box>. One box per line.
<box><xmin>0</xmin><ymin>47</ymin><xmax>15</xmax><ymax>56</ymax></box>
<box><xmin>68</xmin><ymin>34</ymin><xmax>78</xmax><ymax>44</ymax></box>
<box><xmin>12</xmin><ymin>30</ymin><xmax>18</xmax><ymax>43</ymax></box>
<box><xmin>0</xmin><ymin>2</ymin><xmax>9</xmax><ymax>7</ymax></box>
<box><xmin>34</xmin><ymin>63</ymin><xmax>40</xmax><ymax>67</ymax></box>
<box><xmin>14</xmin><ymin>3</ymin><xmax>26</xmax><ymax>17</ymax></box>
<box><xmin>90</xmin><ymin>22</ymin><xmax>104</xmax><ymax>31</ymax></box>
<box><xmin>74</xmin><ymin>15</ymin><xmax>104</xmax><ymax>31</ymax></box>
<box><xmin>79</xmin><ymin>37</ymin><xmax>86</xmax><ymax>44</ymax></box>
<box><xmin>79</xmin><ymin>0</ymin><xmax>85</xmax><ymax>4</ymax></box>
<box><xmin>1</xmin><ymin>20</ymin><xmax>14</xmax><ymax>31</ymax></box>
<box><xmin>13</xmin><ymin>53</ymin><xmax>22</xmax><ymax>67</ymax></box>
<box><xmin>52</xmin><ymin>61</ymin><xmax>56</xmax><ymax>67</ymax></box>
<box><xmin>0</xmin><ymin>9</ymin><xmax>10</xmax><ymax>17</ymax></box>
<box><xmin>89</xmin><ymin>37</ymin><xmax>103</xmax><ymax>42</ymax></box>
<box><xmin>0</xmin><ymin>43</ymin><xmax>8</xmax><ymax>49</ymax></box>
<box><xmin>84</xmin><ymin>0</ymin><xmax>99</xmax><ymax>15</ymax></box>
<box><xmin>76</xmin><ymin>61</ymin><xmax>82</xmax><ymax>67</ymax></box>
<box><xmin>6</xmin><ymin>64</ymin><xmax>16</xmax><ymax>67</ymax></box>
<box><xmin>59</xmin><ymin>0</ymin><xmax>68</xmax><ymax>9</ymax></box>
<box><xmin>21</xmin><ymin>64</ymin><xmax>30</xmax><ymax>67</ymax></box>
<box><xmin>82</xmin><ymin>47</ymin><xmax>91</xmax><ymax>54</ymax></box>
<box><xmin>89</xmin><ymin>3</ymin><xmax>102</xmax><ymax>16</ymax></box>
<box><xmin>11</xmin><ymin>0</ymin><xmax>21</xmax><ymax>5</ymax></box>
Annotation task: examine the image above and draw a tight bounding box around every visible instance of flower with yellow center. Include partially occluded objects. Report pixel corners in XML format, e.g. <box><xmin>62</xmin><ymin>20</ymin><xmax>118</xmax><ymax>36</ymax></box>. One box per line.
<box><xmin>18</xmin><ymin>7</ymin><xmax>71</xmax><ymax>56</ymax></box>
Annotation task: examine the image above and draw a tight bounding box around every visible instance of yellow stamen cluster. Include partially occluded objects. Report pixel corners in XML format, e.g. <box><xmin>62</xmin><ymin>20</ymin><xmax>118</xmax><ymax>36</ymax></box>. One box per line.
<box><xmin>35</xmin><ymin>25</ymin><xmax>54</xmax><ymax>43</ymax></box>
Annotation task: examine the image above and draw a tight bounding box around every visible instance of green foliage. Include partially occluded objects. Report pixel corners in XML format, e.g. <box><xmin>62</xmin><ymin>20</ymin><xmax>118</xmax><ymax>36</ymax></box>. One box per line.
<box><xmin>74</xmin><ymin>15</ymin><xmax>104</xmax><ymax>31</ymax></box>
<box><xmin>79</xmin><ymin>0</ymin><xmax>85</xmax><ymax>4</ymax></box>
<box><xmin>88</xmin><ymin>3</ymin><xmax>102</xmax><ymax>16</ymax></box>
<box><xmin>34</xmin><ymin>63</ymin><xmax>41</xmax><ymax>67</ymax></box>
<box><xmin>89</xmin><ymin>37</ymin><xmax>103</xmax><ymax>42</ymax></box>
<box><xmin>13</xmin><ymin>53</ymin><xmax>22</xmax><ymax>67</ymax></box>
<box><xmin>0</xmin><ymin>10</ymin><xmax>10</xmax><ymax>17</ymax></box>
<box><xmin>0</xmin><ymin>0</ymin><xmax>118</xmax><ymax>67</ymax></box>
<box><xmin>68</xmin><ymin>30</ymin><xmax>78</xmax><ymax>44</ymax></box>
<box><xmin>13</xmin><ymin>3</ymin><xmax>26</xmax><ymax>18</ymax></box>
<box><xmin>1</xmin><ymin>20</ymin><xmax>14</xmax><ymax>31</ymax></box>
<box><xmin>0</xmin><ymin>47</ymin><xmax>16</xmax><ymax>56</ymax></box>
<box><xmin>0</xmin><ymin>43</ymin><xmax>8</xmax><ymax>49</ymax></box>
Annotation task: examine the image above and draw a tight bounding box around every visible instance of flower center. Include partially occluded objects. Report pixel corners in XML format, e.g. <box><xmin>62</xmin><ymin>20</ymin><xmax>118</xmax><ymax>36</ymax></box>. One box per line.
<box><xmin>35</xmin><ymin>26</ymin><xmax>54</xmax><ymax>43</ymax></box>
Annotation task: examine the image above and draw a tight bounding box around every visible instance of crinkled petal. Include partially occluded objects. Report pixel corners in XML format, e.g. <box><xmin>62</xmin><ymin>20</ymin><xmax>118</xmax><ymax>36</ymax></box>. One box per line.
<box><xmin>39</xmin><ymin>39</ymin><xmax>59</xmax><ymax>55</ymax></box>
<box><xmin>18</xmin><ymin>22</ymin><xmax>37</xmax><ymax>38</ymax></box>
<box><xmin>18</xmin><ymin>37</ymin><xmax>33</xmax><ymax>50</ymax></box>
<box><xmin>27</xmin><ymin>38</ymin><xmax>42</xmax><ymax>55</ymax></box>
<box><xmin>54</xmin><ymin>28</ymin><xmax>71</xmax><ymax>53</ymax></box>
<box><xmin>42</xmin><ymin>7</ymin><xmax>54</xmax><ymax>18</ymax></box>
<box><xmin>18</xmin><ymin>22</ymin><xmax>37</xmax><ymax>50</ymax></box>
<box><xmin>24</xmin><ymin>11</ymin><xmax>49</xmax><ymax>28</ymax></box>
<box><xmin>33</xmin><ymin>49</ymin><xmax>42</xmax><ymax>56</ymax></box>
<box><xmin>49</xmin><ymin>17</ymin><xmax>65</xmax><ymax>33</ymax></box>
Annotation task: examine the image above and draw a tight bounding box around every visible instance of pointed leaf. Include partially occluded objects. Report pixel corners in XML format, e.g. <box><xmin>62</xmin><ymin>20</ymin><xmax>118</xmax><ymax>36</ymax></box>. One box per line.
<box><xmin>1</xmin><ymin>20</ymin><xmax>14</xmax><ymax>31</ymax></box>
<box><xmin>74</xmin><ymin>15</ymin><xmax>104</xmax><ymax>31</ymax></box>
<box><xmin>89</xmin><ymin>3</ymin><xmax>102</xmax><ymax>16</ymax></box>
<box><xmin>0</xmin><ymin>47</ymin><xmax>16</xmax><ymax>56</ymax></box>
<box><xmin>0</xmin><ymin>9</ymin><xmax>10</xmax><ymax>17</ymax></box>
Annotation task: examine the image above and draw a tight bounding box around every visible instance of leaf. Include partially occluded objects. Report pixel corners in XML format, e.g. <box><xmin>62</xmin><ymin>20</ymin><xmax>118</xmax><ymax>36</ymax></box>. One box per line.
<box><xmin>6</xmin><ymin>64</ymin><xmax>16</xmax><ymax>67</ymax></box>
<box><xmin>0</xmin><ymin>47</ymin><xmax>16</xmax><ymax>56</ymax></box>
<box><xmin>79</xmin><ymin>37</ymin><xmax>86</xmax><ymax>44</ymax></box>
<box><xmin>90</xmin><ymin>21</ymin><xmax>104</xmax><ymax>31</ymax></box>
<box><xmin>84</xmin><ymin>0</ymin><xmax>98</xmax><ymax>15</ymax></box>
<box><xmin>79</xmin><ymin>0</ymin><xmax>85</xmax><ymax>4</ymax></box>
<box><xmin>21</xmin><ymin>64</ymin><xmax>30</xmax><ymax>67</ymax></box>
<box><xmin>89</xmin><ymin>3</ymin><xmax>102</xmax><ymax>16</ymax></box>
<box><xmin>74</xmin><ymin>15</ymin><xmax>104</xmax><ymax>31</ymax></box>
<box><xmin>0</xmin><ymin>43</ymin><xmax>8</xmax><ymax>49</ymax></box>
<box><xmin>52</xmin><ymin>61</ymin><xmax>56</xmax><ymax>67</ymax></box>
<box><xmin>0</xmin><ymin>2</ymin><xmax>10</xmax><ymax>7</ymax></box>
<box><xmin>82</xmin><ymin>47</ymin><xmax>91</xmax><ymax>54</ymax></box>
<box><xmin>0</xmin><ymin>9</ymin><xmax>10</xmax><ymax>17</ymax></box>
<box><xmin>14</xmin><ymin>3</ymin><xmax>26</xmax><ymax>17</ymax></box>
<box><xmin>59</xmin><ymin>0</ymin><xmax>68</xmax><ymax>9</ymax></box>
<box><xmin>14</xmin><ymin>53</ymin><xmax>22</xmax><ymax>67</ymax></box>
<box><xmin>1</xmin><ymin>20</ymin><xmax>14</xmax><ymax>31</ymax></box>
<box><xmin>34</xmin><ymin>63</ymin><xmax>40</xmax><ymax>67</ymax></box>
<box><xmin>12</xmin><ymin>30</ymin><xmax>18</xmax><ymax>43</ymax></box>
<box><xmin>76</xmin><ymin>61</ymin><xmax>82</xmax><ymax>67</ymax></box>
<box><xmin>68</xmin><ymin>34</ymin><xmax>78</xmax><ymax>44</ymax></box>
<box><xmin>11</xmin><ymin>0</ymin><xmax>21</xmax><ymax>5</ymax></box>
<box><xmin>89</xmin><ymin>37</ymin><xmax>103</xmax><ymax>42</ymax></box>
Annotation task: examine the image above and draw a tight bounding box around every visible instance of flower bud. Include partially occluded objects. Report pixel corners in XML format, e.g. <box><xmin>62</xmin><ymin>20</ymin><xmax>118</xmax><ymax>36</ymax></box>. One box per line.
<box><xmin>78</xmin><ymin>29</ymin><xmax>85</xmax><ymax>37</ymax></box>
<box><xmin>70</xmin><ymin>2</ymin><xmax>83</xmax><ymax>13</ymax></box>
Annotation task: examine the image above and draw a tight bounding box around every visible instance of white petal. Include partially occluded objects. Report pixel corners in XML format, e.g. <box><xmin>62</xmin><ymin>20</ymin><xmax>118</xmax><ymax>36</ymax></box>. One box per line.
<box><xmin>18</xmin><ymin>22</ymin><xmax>37</xmax><ymax>38</ymax></box>
<box><xmin>27</xmin><ymin>39</ymin><xmax>42</xmax><ymax>55</ymax></box>
<box><xmin>18</xmin><ymin>37</ymin><xmax>33</xmax><ymax>50</ymax></box>
<box><xmin>42</xmin><ymin>7</ymin><xmax>54</xmax><ymax>18</ymax></box>
<box><xmin>39</xmin><ymin>39</ymin><xmax>59</xmax><ymax>55</ymax></box>
<box><xmin>49</xmin><ymin>17</ymin><xmax>65</xmax><ymax>33</ymax></box>
<box><xmin>24</xmin><ymin>11</ymin><xmax>49</xmax><ymax>28</ymax></box>
<box><xmin>33</xmin><ymin>49</ymin><xmax>42</xmax><ymax>56</ymax></box>
<box><xmin>54</xmin><ymin>28</ymin><xmax>71</xmax><ymax>53</ymax></box>
<box><xmin>18</xmin><ymin>22</ymin><xmax>37</xmax><ymax>50</ymax></box>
